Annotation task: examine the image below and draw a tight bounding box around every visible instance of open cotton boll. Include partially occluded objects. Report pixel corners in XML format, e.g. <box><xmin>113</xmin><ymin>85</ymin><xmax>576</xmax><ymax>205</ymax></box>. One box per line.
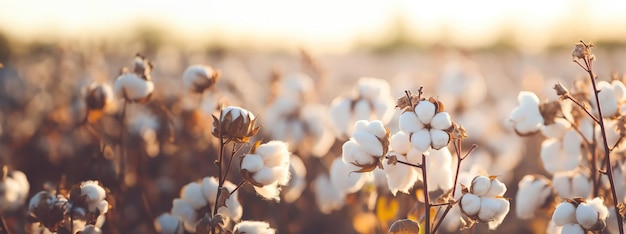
<box><xmin>330</xmin><ymin>158</ymin><xmax>366</xmax><ymax>194</ymax></box>
<box><xmin>114</xmin><ymin>73</ymin><xmax>154</xmax><ymax>102</ymax></box>
<box><xmin>201</xmin><ymin>177</ymin><xmax>219</xmax><ymax>203</ymax></box>
<box><xmin>171</xmin><ymin>199</ymin><xmax>197</xmax><ymax>232</ymax></box>
<box><xmin>587</xmin><ymin>197</ymin><xmax>609</xmax><ymax>221</ymax></box>
<box><xmin>154</xmin><ymin>213</ymin><xmax>183</xmax><ymax>234</ymax></box>
<box><xmin>180</xmin><ymin>182</ymin><xmax>207</xmax><ymax>210</ymax></box>
<box><xmin>426</xmin><ymin>147</ymin><xmax>453</xmax><ymax>191</ymax></box>
<box><xmin>313</xmin><ymin>174</ymin><xmax>345</xmax><ymax>214</ymax></box>
<box><xmin>514</xmin><ymin>175</ymin><xmax>552</xmax><ymax>219</ymax></box>
<box><xmin>353</xmin><ymin>120</ymin><xmax>370</xmax><ymax>133</ymax></box>
<box><xmin>540</xmin><ymin>139</ymin><xmax>580</xmax><ymax>174</ymax></box>
<box><xmin>478</xmin><ymin>197</ymin><xmax>500</xmax><ymax>222</ymax></box>
<box><xmin>366</xmin><ymin>120</ymin><xmax>387</xmax><ymax>138</ymax></box>
<box><xmin>507</xmin><ymin>91</ymin><xmax>544</xmax><ymax>135</ymax></box>
<box><xmin>234</xmin><ymin>220</ymin><xmax>276</xmax><ymax>234</ymax></box>
<box><xmin>390</xmin><ymin>131</ymin><xmax>411</xmax><ymax>155</ymax></box>
<box><xmin>431</xmin><ymin>112</ymin><xmax>452</xmax><ymax>130</ymax></box>
<box><xmin>252</xmin><ymin>168</ymin><xmax>279</xmax><ymax>186</ymax></box>
<box><xmin>460</xmin><ymin>193</ymin><xmax>481</xmax><ymax>216</ymax></box>
<box><xmin>552</xmin><ymin>202</ymin><xmax>577</xmax><ymax>226</ymax></box>
<box><xmin>593</xmin><ymin>81</ymin><xmax>619</xmax><ymax>117</ymax></box>
<box><xmin>241</xmin><ymin>154</ymin><xmax>264</xmax><ymax>173</ymax></box>
<box><xmin>254</xmin><ymin>182</ymin><xmax>282</xmax><ymax>201</ymax></box>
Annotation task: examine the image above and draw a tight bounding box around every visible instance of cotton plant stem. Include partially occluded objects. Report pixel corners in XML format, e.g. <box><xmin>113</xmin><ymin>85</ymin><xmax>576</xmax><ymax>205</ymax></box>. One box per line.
<box><xmin>118</xmin><ymin>100</ymin><xmax>128</xmax><ymax>185</ymax></box>
<box><xmin>213</xmin><ymin>131</ymin><xmax>226</xmax><ymax>217</ymax></box>
<box><xmin>421</xmin><ymin>153</ymin><xmax>431</xmax><ymax>234</ymax></box>
<box><xmin>384</xmin><ymin>155</ymin><xmax>422</xmax><ymax>168</ymax></box>
<box><xmin>581</xmin><ymin>50</ymin><xmax>624</xmax><ymax>234</ymax></box>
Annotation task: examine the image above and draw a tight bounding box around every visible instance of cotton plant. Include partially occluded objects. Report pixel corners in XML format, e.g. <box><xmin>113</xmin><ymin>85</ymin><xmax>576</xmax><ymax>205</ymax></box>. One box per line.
<box><xmin>509</xmin><ymin>41</ymin><xmax>626</xmax><ymax>233</ymax></box>
<box><xmin>457</xmin><ymin>176</ymin><xmax>510</xmax><ymax>230</ymax></box>
<box><xmin>328</xmin><ymin>77</ymin><xmax>395</xmax><ymax>139</ymax></box>
<box><xmin>27</xmin><ymin>180</ymin><xmax>109</xmax><ymax>234</ymax></box>
<box><xmin>262</xmin><ymin>72</ymin><xmax>334</xmax><ymax>157</ymax></box>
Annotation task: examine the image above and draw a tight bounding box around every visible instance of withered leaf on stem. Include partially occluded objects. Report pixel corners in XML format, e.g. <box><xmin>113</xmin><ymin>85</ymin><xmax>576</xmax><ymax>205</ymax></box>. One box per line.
<box><xmin>216</xmin><ymin>187</ymin><xmax>231</xmax><ymax>209</ymax></box>
<box><xmin>388</xmin><ymin>219</ymin><xmax>420</xmax><ymax>234</ymax></box>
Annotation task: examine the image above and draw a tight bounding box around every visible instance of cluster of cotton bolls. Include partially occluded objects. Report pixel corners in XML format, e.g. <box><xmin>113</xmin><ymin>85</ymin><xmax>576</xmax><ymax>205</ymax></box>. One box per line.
<box><xmin>27</xmin><ymin>180</ymin><xmax>108</xmax><ymax>234</ymax></box>
<box><xmin>458</xmin><ymin>176</ymin><xmax>510</xmax><ymax>230</ymax></box>
<box><xmin>262</xmin><ymin>72</ymin><xmax>334</xmax><ymax>157</ymax></box>
<box><xmin>0</xmin><ymin>168</ymin><xmax>29</xmax><ymax>212</ymax></box>
<box><xmin>551</xmin><ymin>198</ymin><xmax>609</xmax><ymax>233</ymax></box>
<box><xmin>157</xmin><ymin>177</ymin><xmax>243</xmax><ymax>233</ymax></box>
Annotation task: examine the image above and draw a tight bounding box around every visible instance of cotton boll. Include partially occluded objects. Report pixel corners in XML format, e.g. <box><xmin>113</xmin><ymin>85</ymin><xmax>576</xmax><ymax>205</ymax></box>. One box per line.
<box><xmin>552</xmin><ymin>173</ymin><xmax>571</xmax><ymax>199</ymax></box>
<box><xmin>313</xmin><ymin>174</ymin><xmax>345</xmax><ymax>214</ymax></box>
<box><xmin>330</xmin><ymin>158</ymin><xmax>366</xmax><ymax>194</ymax></box>
<box><xmin>253</xmin><ymin>182</ymin><xmax>282</xmax><ymax>201</ymax></box>
<box><xmin>587</xmin><ymin>197</ymin><xmax>609</xmax><ymax>221</ymax></box>
<box><xmin>114</xmin><ymin>73</ymin><xmax>154</xmax><ymax>102</ymax></box>
<box><xmin>410</xmin><ymin>129</ymin><xmax>431</xmax><ymax>152</ymax></box>
<box><xmin>241</xmin><ymin>154</ymin><xmax>264</xmax><ymax>173</ymax></box>
<box><xmin>329</xmin><ymin>98</ymin><xmax>351</xmax><ymax>138</ymax></box>
<box><xmin>415</xmin><ymin>101</ymin><xmax>436</xmax><ymax>124</ymax></box>
<box><xmin>575</xmin><ymin>202</ymin><xmax>600</xmax><ymax>229</ymax></box>
<box><xmin>552</xmin><ymin>202</ymin><xmax>577</xmax><ymax>226</ymax></box>
<box><xmin>460</xmin><ymin>193</ymin><xmax>481</xmax><ymax>216</ymax></box>
<box><xmin>352</xmin><ymin>130</ymin><xmax>383</xmax><ymax>156</ymax></box>
<box><xmin>154</xmin><ymin>213</ymin><xmax>184</xmax><ymax>234</ymax></box>
<box><xmin>471</xmin><ymin>176</ymin><xmax>491</xmax><ymax>196</ymax></box>
<box><xmin>429</xmin><ymin>129</ymin><xmax>450</xmax><ymax>150</ymax></box>
<box><xmin>430</xmin><ymin>112</ymin><xmax>452</xmax><ymax>130</ymax></box>
<box><xmin>561</xmin><ymin>223</ymin><xmax>585</xmax><ymax>234</ymax></box>
<box><xmin>341</xmin><ymin>141</ymin><xmax>359</xmax><ymax>165</ymax></box>
<box><xmin>571</xmin><ymin>172</ymin><xmax>592</xmax><ymax>199</ymax></box>
<box><xmin>255</xmin><ymin>141</ymin><xmax>289</xmax><ymax>166</ymax></box>
<box><xmin>399</xmin><ymin>112</ymin><xmax>423</xmax><ymax>133</ymax></box>
<box><xmin>477</xmin><ymin>197</ymin><xmax>500</xmax><ymax>222</ymax></box>
<box><xmin>507</xmin><ymin>91</ymin><xmax>544</xmax><ymax>134</ymax></box>
<box><xmin>234</xmin><ymin>220</ymin><xmax>276</xmax><ymax>234</ymax></box>
<box><xmin>390</xmin><ymin>131</ymin><xmax>411</xmax><ymax>154</ymax></box>
<box><xmin>180</xmin><ymin>182</ymin><xmax>207</xmax><ymax>209</ymax></box>
<box><xmin>171</xmin><ymin>199</ymin><xmax>197</xmax><ymax>232</ymax></box>
<box><xmin>374</xmin><ymin>98</ymin><xmax>395</xmax><ymax>125</ymax></box>
<box><xmin>427</xmin><ymin>147</ymin><xmax>453</xmax><ymax>191</ymax></box>
<box><xmin>514</xmin><ymin>175</ymin><xmax>552</xmax><ymax>219</ymax></box>
<box><xmin>252</xmin><ymin>168</ymin><xmax>279</xmax><ymax>186</ymax></box>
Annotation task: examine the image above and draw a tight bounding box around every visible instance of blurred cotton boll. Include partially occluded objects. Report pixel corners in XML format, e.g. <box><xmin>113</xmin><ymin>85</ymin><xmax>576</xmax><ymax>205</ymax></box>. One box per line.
<box><xmin>515</xmin><ymin>175</ymin><xmax>554</xmax><ymax>219</ymax></box>
<box><xmin>0</xmin><ymin>168</ymin><xmax>29</xmax><ymax>211</ymax></box>
<box><xmin>328</xmin><ymin>77</ymin><xmax>395</xmax><ymax>139</ymax></box>
<box><xmin>540</xmin><ymin>130</ymin><xmax>583</xmax><ymax>174</ymax></box>
<box><xmin>312</xmin><ymin>173</ymin><xmax>344</xmax><ymax>214</ymax></box>
<box><xmin>282</xmin><ymin>155</ymin><xmax>307</xmax><ymax>203</ymax></box>
<box><xmin>330</xmin><ymin>157</ymin><xmax>367</xmax><ymax>194</ymax></box>
<box><xmin>552</xmin><ymin>170</ymin><xmax>592</xmax><ymax>199</ymax></box>
<box><xmin>154</xmin><ymin>213</ymin><xmax>184</xmax><ymax>234</ymax></box>
<box><xmin>240</xmin><ymin>141</ymin><xmax>291</xmax><ymax>201</ymax></box>
<box><xmin>233</xmin><ymin>220</ymin><xmax>276</xmax><ymax>234</ymax></box>
<box><xmin>506</xmin><ymin>91</ymin><xmax>544</xmax><ymax>135</ymax></box>
<box><xmin>424</xmin><ymin>147</ymin><xmax>453</xmax><ymax>192</ymax></box>
<box><xmin>114</xmin><ymin>55</ymin><xmax>155</xmax><ymax>103</ymax></box>
<box><xmin>436</xmin><ymin>61</ymin><xmax>487</xmax><ymax>112</ymax></box>
<box><xmin>182</xmin><ymin>65</ymin><xmax>220</xmax><ymax>93</ymax></box>
<box><xmin>383</xmin><ymin>152</ymin><xmax>418</xmax><ymax>195</ymax></box>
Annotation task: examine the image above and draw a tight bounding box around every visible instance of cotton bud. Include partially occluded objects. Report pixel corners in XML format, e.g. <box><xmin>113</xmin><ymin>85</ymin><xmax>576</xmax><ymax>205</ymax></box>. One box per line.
<box><xmin>240</xmin><ymin>141</ymin><xmax>291</xmax><ymax>201</ymax></box>
<box><xmin>114</xmin><ymin>54</ymin><xmax>154</xmax><ymax>103</ymax></box>
<box><xmin>154</xmin><ymin>213</ymin><xmax>183</xmax><ymax>234</ymax></box>
<box><xmin>515</xmin><ymin>175</ymin><xmax>554</xmax><ymax>219</ymax></box>
<box><xmin>85</xmin><ymin>83</ymin><xmax>114</xmax><ymax>111</ymax></box>
<box><xmin>506</xmin><ymin>91</ymin><xmax>544</xmax><ymax>135</ymax></box>
<box><xmin>183</xmin><ymin>65</ymin><xmax>220</xmax><ymax>93</ymax></box>
<box><xmin>212</xmin><ymin>106</ymin><xmax>260</xmax><ymax>143</ymax></box>
<box><xmin>233</xmin><ymin>220</ymin><xmax>276</xmax><ymax>234</ymax></box>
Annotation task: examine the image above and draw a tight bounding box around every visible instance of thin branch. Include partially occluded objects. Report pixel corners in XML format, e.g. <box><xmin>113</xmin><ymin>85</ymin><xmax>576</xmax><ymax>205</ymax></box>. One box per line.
<box><xmin>384</xmin><ymin>155</ymin><xmax>422</xmax><ymax>168</ymax></box>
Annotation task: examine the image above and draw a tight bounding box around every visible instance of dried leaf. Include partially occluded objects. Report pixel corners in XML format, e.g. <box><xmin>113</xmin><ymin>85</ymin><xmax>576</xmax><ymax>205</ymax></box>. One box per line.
<box><xmin>216</xmin><ymin>187</ymin><xmax>231</xmax><ymax>210</ymax></box>
<box><xmin>388</xmin><ymin>219</ymin><xmax>420</xmax><ymax>234</ymax></box>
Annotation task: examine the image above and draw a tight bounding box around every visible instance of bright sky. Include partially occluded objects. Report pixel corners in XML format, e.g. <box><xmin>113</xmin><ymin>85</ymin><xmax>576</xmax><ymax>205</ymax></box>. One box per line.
<box><xmin>1</xmin><ymin>0</ymin><xmax>626</xmax><ymax>52</ymax></box>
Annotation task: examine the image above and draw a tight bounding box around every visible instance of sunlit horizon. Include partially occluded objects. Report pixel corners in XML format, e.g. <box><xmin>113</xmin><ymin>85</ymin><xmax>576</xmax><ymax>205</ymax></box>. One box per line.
<box><xmin>2</xmin><ymin>0</ymin><xmax>626</xmax><ymax>53</ymax></box>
